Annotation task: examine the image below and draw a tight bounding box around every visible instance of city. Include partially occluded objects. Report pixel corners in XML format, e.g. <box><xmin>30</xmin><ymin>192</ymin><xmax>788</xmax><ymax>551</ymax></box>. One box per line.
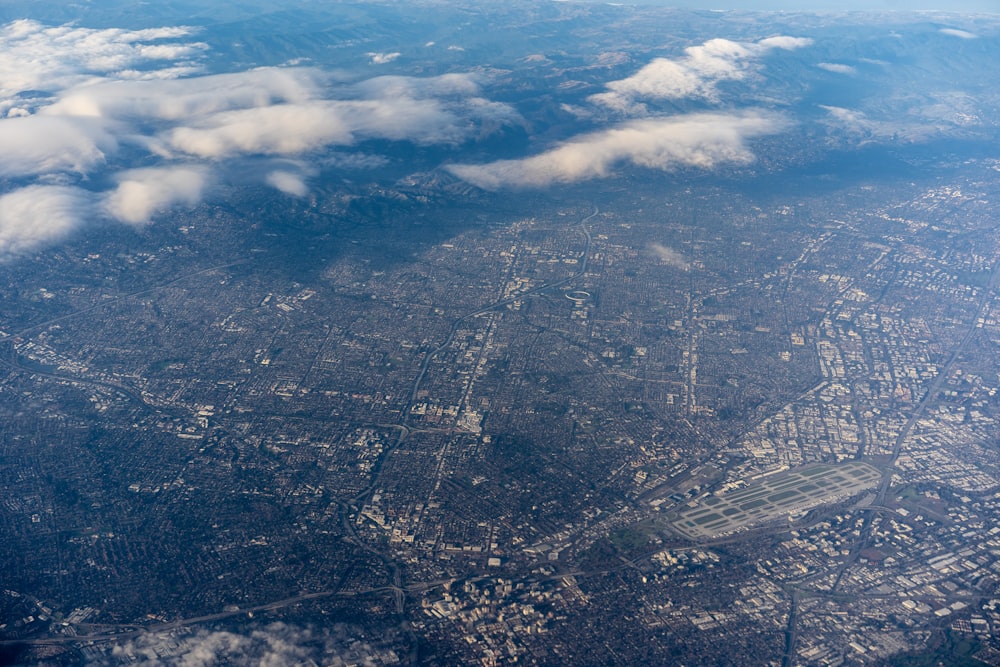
<box><xmin>1</xmin><ymin>2</ymin><xmax>1000</xmax><ymax>664</ymax></box>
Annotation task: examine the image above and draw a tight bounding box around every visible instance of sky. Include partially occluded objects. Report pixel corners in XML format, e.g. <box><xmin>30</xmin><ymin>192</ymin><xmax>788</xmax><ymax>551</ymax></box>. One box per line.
<box><xmin>623</xmin><ymin>0</ymin><xmax>1000</xmax><ymax>9</ymax></box>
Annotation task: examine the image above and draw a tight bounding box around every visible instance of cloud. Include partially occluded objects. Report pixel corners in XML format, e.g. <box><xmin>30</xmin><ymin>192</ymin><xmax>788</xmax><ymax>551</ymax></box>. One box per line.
<box><xmin>0</xmin><ymin>19</ymin><xmax>205</xmax><ymax>110</ymax></box>
<box><xmin>757</xmin><ymin>36</ymin><xmax>813</xmax><ymax>50</ymax></box>
<box><xmin>151</xmin><ymin>73</ymin><xmax>515</xmax><ymax>159</ymax></box>
<box><xmin>589</xmin><ymin>35</ymin><xmax>812</xmax><ymax>111</ymax></box>
<box><xmin>819</xmin><ymin>105</ymin><xmax>865</xmax><ymax>124</ymax></box>
<box><xmin>164</xmin><ymin>97</ymin><xmax>473</xmax><ymax>158</ymax></box>
<box><xmin>368</xmin><ymin>52</ymin><xmax>401</xmax><ymax>65</ymax></box>
<box><xmin>353</xmin><ymin>72</ymin><xmax>480</xmax><ymax>99</ymax></box>
<box><xmin>103</xmin><ymin>166</ymin><xmax>209</xmax><ymax>225</ymax></box>
<box><xmin>43</xmin><ymin>68</ymin><xmax>322</xmax><ymax>121</ymax></box>
<box><xmin>817</xmin><ymin>62</ymin><xmax>857</xmax><ymax>75</ymax></box>
<box><xmin>266</xmin><ymin>170</ymin><xmax>309</xmax><ymax>196</ymax></box>
<box><xmin>819</xmin><ymin>104</ymin><xmax>901</xmax><ymax>142</ymax></box>
<box><xmin>108</xmin><ymin>629</ymin><xmax>257</xmax><ymax>666</ymax></box>
<box><xmin>448</xmin><ymin>111</ymin><xmax>785</xmax><ymax>189</ymax></box>
<box><xmin>0</xmin><ymin>114</ymin><xmax>117</xmax><ymax>177</ymax></box>
<box><xmin>0</xmin><ymin>185</ymin><xmax>93</xmax><ymax>257</ymax></box>
<box><xmin>98</xmin><ymin>622</ymin><xmax>387</xmax><ymax>667</ymax></box>
<box><xmin>817</xmin><ymin>101</ymin><xmax>978</xmax><ymax>145</ymax></box>
<box><xmin>940</xmin><ymin>28</ymin><xmax>977</xmax><ymax>39</ymax></box>
<box><xmin>165</xmin><ymin>102</ymin><xmax>353</xmax><ymax>157</ymax></box>
<box><xmin>34</xmin><ymin>69</ymin><xmax>509</xmax><ymax>162</ymax></box>
<box><xmin>649</xmin><ymin>243</ymin><xmax>689</xmax><ymax>270</ymax></box>
<box><xmin>319</xmin><ymin>152</ymin><xmax>390</xmax><ymax>170</ymax></box>
<box><xmin>0</xmin><ymin>19</ymin><xmax>523</xmax><ymax>259</ymax></box>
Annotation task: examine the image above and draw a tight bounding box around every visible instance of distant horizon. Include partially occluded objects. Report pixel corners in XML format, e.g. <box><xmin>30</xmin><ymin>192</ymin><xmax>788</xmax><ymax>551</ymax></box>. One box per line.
<box><xmin>577</xmin><ymin>0</ymin><xmax>1000</xmax><ymax>12</ymax></box>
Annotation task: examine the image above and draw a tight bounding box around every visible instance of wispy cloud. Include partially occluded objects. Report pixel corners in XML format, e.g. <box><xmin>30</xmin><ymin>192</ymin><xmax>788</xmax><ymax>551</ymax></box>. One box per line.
<box><xmin>818</xmin><ymin>98</ymin><xmax>981</xmax><ymax>146</ymax></box>
<box><xmin>101</xmin><ymin>622</ymin><xmax>387</xmax><ymax>666</ymax></box>
<box><xmin>368</xmin><ymin>51</ymin><xmax>401</xmax><ymax>65</ymax></box>
<box><xmin>817</xmin><ymin>62</ymin><xmax>857</xmax><ymax>75</ymax></box>
<box><xmin>940</xmin><ymin>28</ymin><xmax>977</xmax><ymax>39</ymax></box>
<box><xmin>318</xmin><ymin>152</ymin><xmax>390</xmax><ymax>170</ymax></box>
<box><xmin>649</xmin><ymin>243</ymin><xmax>689</xmax><ymax>270</ymax></box>
<box><xmin>106</xmin><ymin>624</ymin><xmax>301</xmax><ymax>666</ymax></box>
<box><xmin>448</xmin><ymin>111</ymin><xmax>786</xmax><ymax>189</ymax></box>
<box><xmin>266</xmin><ymin>170</ymin><xmax>310</xmax><ymax>197</ymax></box>
<box><xmin>353</xmin><ymin>72</ymin><xmax>480</xmax><ymax>99</ymax></box>
<box><xmin>588</xmin><ymin>36</ymin><xmax>812</xmax><ymax>112</ymax></box>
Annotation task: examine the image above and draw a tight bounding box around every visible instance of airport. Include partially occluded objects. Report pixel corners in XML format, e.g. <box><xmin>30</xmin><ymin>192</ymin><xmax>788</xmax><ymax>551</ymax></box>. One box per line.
<box><xmin>672</xmin><ymin>462</ymin><xmax>882</xmax><ymax>539</ymax></box>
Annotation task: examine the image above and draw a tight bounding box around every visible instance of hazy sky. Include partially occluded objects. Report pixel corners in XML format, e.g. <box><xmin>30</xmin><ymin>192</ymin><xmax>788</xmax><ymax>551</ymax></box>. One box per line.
<box><xmin>625</xmin><ymin>0</ymin><xmax>999</xmax><ymax>9</ymax></box>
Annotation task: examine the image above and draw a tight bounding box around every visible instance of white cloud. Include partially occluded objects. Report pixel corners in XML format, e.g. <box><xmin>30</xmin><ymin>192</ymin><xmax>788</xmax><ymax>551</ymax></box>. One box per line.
<box><xmin>589</xmin><ymin>59</ymin><xmax>708</xmax><ymax>111</ymax></box>
<box><xmin>368</xmin><ymin>52</ymin><xmax>401</xmax><ymax>65</ymax></box>
<box><xmin>164</xmin><ymin>97</ymin><xmax>473</xmax><ymax>158</ymax></box>
<box><xmin>819</xmin><ymin>105</ymin><xmax>866</xmax><ymax>125</ymax></box>
<box><xmin>43</xmin><ymin>68</ymin><xmax>321</xmax><ymax>121</ymax></box>
<box><xmin>448</xmin><ymin>111</ymin><xmax>785</xmax><ymax>189</ymax></box>
<box><xmin>649</xmin><ymin>243</ymin><xmax>689</xmax><ymax>270</ymax></box>
<box><xmin>589</xmin><ymin>35</ymin><xmax>812</xmax><ymax>111</ymax></box>
<box><xmin>101</xmin><ymin>622</ymin><xmax>382</xmax><ymax>667</ymax></box>
<box><xmin>817</xmin><ymin>62</ymin><xmax>857</xmax><ymax>75</ymax></box>
<box><xmin>0</xmin><ymin>185</ymin><xmax>92</xmax><ymax>257</ymax></box>
<box><xmin>103</xmin><ymin>166</ymin><xmax>209</xmax><ymax>225</ymax></box>
<box><xmin>266</xmin><ymin>170</ymin><xmax>309</xmax><ymax>196</ymax></box>
<box><xmin>165</xmin><ymin>102</ymin><xmax>353</xmax><ymax>157</ymax></box>
<box><xmin>337</xmin><ymin>98</ymin><xmax>471</xmax><ymax>143</ymax></box>
<box><xmin>940</xmin><ymin>28</ymin><xmax>977</xmax><ymax>39</ymax></box>
<box><xmin>757</xmin><ymin>36</ymin><xmax>814</xmax><ymax>50</ymax></box>
<box><xmin>149</xmin><ymin>72</ymin><xmax>515</xmax><ymax>159</ymax></box>
<box><xmin>0</xmin><ymin>19</ymin><xmax>205</xmax><ymax>106</ymax></box>
<box><xmin>0</xmin><ymin>20</ymin><xmax>521</xmax><ymax>258</ymax></box>
<box><xmin>0</xmin><ymin>115</ymin><xmax>117</xmax><ymax>176</ymax></box>
<box><xmin>31</xmin><ymin>69</ymin><xmax>511</xmax><ymax>162</ymax></box>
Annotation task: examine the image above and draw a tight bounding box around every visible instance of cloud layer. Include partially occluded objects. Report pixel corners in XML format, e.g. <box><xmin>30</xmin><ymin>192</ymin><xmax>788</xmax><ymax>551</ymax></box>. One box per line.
<box><xmin>0</xmin><ymin>19</ymin><xmax>521</xmax><ymax>260</ymax></box>
<box><xmin>448</xmin><ymin>111</ymin><xmax>785</xmax><ymax>189</ymax></box>
<box><xmin>0</xmin><ymin>20</ymin><xmax>206</xmax><ymax>117</ymax></box>
<box><xmin>0</xmin><ymin>20</ymin><xmax>815</xmax><ymax>256</ymax></box>
<box><xmin>447</xmin><ymin>33</ymin><xmax>814</xmax><ymax>190</ymax></box>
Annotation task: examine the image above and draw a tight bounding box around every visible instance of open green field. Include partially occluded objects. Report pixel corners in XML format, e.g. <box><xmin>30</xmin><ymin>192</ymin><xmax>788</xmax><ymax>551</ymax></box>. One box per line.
<box><xmin>672</xmin><ymin>461</ymin><xmax>881</xmax><ymax>539</ymax></box>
